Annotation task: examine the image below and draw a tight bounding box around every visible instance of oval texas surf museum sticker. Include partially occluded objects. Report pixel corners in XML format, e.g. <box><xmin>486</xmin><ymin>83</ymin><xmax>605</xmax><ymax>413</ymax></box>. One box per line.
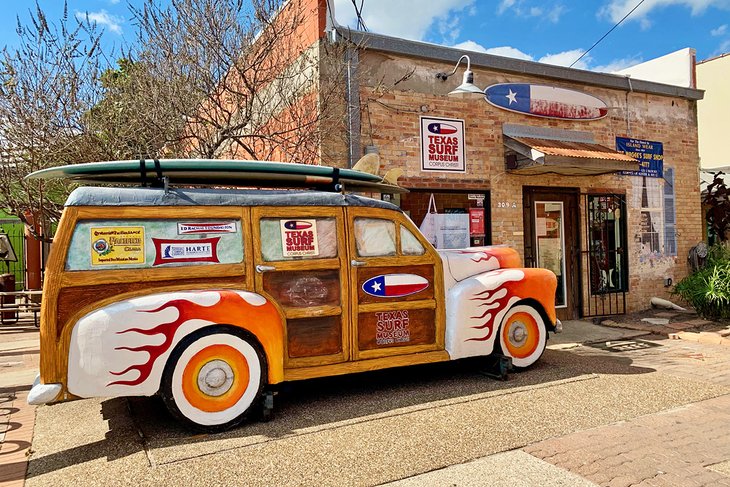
<box><xmin>362</xmin><ymin>274</ymin><xmax>429</xmax><ymax>298</ymax></box>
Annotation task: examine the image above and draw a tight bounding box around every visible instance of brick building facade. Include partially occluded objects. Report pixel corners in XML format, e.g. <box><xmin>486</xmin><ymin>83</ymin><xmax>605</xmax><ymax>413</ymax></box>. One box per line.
<box><xmin>275</xmin><ymin>1</ymin><xmax>704</xmax><ymax>319</ymax></box>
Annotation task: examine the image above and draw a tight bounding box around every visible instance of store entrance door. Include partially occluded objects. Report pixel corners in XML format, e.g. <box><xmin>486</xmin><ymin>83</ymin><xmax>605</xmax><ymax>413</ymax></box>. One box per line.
<box><xmin>523</xmin><ymin>188</ymin><xmax>580</xmax><ymax>321</ymax></box>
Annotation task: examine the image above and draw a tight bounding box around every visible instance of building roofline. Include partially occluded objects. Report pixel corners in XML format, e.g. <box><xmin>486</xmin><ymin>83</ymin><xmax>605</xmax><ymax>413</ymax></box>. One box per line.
<box><xmin>697</xmin><ymin>51</ymin><xmax>730</xmax><ymax>65</ymax></box>
<box><xmin>341</xmin><ymin>29</ymin><xmax>705</xmax><ymax>101</ymax></box>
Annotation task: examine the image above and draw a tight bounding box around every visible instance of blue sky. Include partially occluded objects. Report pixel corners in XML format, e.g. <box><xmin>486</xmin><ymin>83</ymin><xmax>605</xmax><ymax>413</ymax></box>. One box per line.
<box><xmin>2</xmin><ymin>1</ymin><xmax>730</xmax><ymax>72</ymax></box>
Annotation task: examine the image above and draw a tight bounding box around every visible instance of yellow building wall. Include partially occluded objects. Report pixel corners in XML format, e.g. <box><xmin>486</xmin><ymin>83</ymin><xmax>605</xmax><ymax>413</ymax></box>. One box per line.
<box><xmin>697</xmin><ymin>54</ymin><xmax>730</xmax><ymax>170</ymax></box>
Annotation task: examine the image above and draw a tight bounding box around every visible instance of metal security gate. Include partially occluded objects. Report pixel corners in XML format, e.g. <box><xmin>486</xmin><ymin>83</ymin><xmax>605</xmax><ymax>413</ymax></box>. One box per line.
<box><xmin>0</xmin><ymin>219</ymin><xmax>26</xmax><ymax>290</ymax></box>
<box><xmin>581</xmin><ymin>194</ymin><xmax>627</xmax><ymax>317</ymax></box>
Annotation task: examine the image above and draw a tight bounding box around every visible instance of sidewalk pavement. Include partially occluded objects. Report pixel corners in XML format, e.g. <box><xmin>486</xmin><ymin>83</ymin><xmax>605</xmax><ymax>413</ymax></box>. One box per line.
<box><xmin>3</xmin><ymin>307</ymin><xmax>730</xmax><ymax>486</ymax></box>
<box><xmin>0</xmin><ymin>323</ymin><xmax>39</xmax><ymax>487</ymax></box>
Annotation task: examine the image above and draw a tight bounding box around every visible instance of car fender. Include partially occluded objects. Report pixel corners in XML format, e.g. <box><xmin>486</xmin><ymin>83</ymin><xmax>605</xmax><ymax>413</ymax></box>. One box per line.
<box><xmin>445</xmin><ymin>268</ymin><xmax>557</xmax><ymax>360</ymax></box>
<box><xmin>67</xmin><ymin>289</ymin><xmax>284</xmax><ymax>398</ymax></box>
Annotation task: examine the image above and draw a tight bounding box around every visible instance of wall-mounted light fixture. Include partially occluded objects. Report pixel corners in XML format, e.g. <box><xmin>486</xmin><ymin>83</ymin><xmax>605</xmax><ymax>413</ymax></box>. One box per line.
<box><xmin>436</xmin><ymin>54</ymin><xmax>484</xmax><ymax>95</ymax></box>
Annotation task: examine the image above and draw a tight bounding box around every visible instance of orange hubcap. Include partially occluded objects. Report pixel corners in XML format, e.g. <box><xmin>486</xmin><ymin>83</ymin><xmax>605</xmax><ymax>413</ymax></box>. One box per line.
<box><xmin>502</xmin><ymin>311</ymin><xmax>540</xmax><ymax>359</ymax></box>
<box><xmin>181</xmin><ymin>344</ymin><xmax>250</xmax><ymax>412</ymax></box>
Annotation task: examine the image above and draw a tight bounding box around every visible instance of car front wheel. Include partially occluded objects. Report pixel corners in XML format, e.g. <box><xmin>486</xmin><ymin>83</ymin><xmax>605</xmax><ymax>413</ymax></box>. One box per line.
<box><xmin>160</xmin><ymin>325</ymin><xmax>265</xmax><ymax>432</ymax></box>
<box><xmin>498</xmin><ymin>304</ymin><xmax>547</xmax><ymax>369</ymax></box>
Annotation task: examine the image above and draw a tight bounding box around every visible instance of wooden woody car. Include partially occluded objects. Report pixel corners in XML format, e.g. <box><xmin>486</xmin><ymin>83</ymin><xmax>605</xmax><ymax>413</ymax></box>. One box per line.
<box><xmin>28</xmin><ymin>178</ymin><xmax>560</xmax><ymax>432</ymax></box>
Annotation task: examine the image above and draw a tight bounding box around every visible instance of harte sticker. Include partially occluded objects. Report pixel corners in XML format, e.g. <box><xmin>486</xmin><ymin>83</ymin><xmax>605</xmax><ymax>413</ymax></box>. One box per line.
<box><xmin>91</xmin><ymin>227</ymin><xmax>145</xmax><ymax>266</ymax></box>
<box><xmin>376</xmin><ymin>310</ymin><xmax>411</xmax><ymax>345</ymax></box>
<box><xmin>177</xmin><ymin>222</ymin><xmax>237</xmax><ymax>234</ymax></box>
<box><xmin>280</xmin><ymin>219</ymin><xmax>319</xmax><ymax>257</ymax></box>
<box><xmin>152</xmin><ymin>237</ymin><xmax>221</xmax><ymax>266</ymax></box>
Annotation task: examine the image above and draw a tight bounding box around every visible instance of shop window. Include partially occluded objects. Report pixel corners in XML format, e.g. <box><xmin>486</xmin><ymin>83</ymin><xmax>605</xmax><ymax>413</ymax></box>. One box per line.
<box><xmin>389</xmin><ymin>190</ymin><xmax>491</xmax><ymax>249</ymax></box>
<box><xmin>663</xmin><ymin>168</ymin><xmax>677</xmax><ymax>256</ymax></box>
<box><xmin>401</xmin><ymin>225</ymin><xmax>425</xmax><ymax>255</ymax></box>
<box><xmin>587</xmin><ymin>195</ymin><xmax>628</xmax><ymax>294</ymax></box>
<box><xmin>260</xmin><ymin>218</ymin><xmax>337</xmax><ymax>261</ymax></box>
<box><xmin>637</xmin><ymin>177</ymin><xmax>664</xmax><ymax>255</ymax></box>
<box><xmin>354</xmin><ymin>218</ymin><xmax>396</xmax><ymax>257</ymax></box>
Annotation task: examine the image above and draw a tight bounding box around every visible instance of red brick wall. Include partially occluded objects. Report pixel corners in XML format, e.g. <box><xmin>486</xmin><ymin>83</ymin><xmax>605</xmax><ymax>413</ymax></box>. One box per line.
<box><xmin>355</xmin><ymin>52</ymin><xmax>702</xmax><ymax>313</ymax></box>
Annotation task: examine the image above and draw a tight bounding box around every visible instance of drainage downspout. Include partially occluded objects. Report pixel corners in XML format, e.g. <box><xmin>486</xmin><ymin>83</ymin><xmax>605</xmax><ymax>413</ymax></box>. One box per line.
<box><xmin>625</xmin><ymin>75</ymin><xmax>633</xmax><ymax>136</ymax></box>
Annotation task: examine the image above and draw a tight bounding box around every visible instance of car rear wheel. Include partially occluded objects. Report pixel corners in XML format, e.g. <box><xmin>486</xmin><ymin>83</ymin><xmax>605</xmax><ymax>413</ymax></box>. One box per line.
<box><xmin>161</xmin><ymin>325</ymin><xmax>265</xmax><ymax>432</ymax></box>
<box><xmin>498</xmin><ymin>304</ymin><xmax>547</xmax><ymax>369</ymax></box>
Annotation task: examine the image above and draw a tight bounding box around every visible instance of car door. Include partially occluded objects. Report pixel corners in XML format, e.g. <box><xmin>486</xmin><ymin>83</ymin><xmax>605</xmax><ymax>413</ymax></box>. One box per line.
<box><xmin>346</xmin><ymin>207</ymin><xmax>445</xmax><ymax>361</ymax></box>
<box><xmin>252</xmin><ymin>206</ymin><xmax>349</xmax><ymax>368</ymax></box>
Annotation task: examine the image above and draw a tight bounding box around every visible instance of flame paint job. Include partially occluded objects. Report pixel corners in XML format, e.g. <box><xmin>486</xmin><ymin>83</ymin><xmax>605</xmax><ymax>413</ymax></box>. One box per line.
<box><xmin>66</xmin><ymin>290</ymin><xmax>284</xmax><ymax>398</ymax></box>
<box><xmin>439</xmin><ymin>246</ymin><xmax>522</xmax><ymax>285</ymax></box>
<box><xmin>445</xmin><ymin>267</ymin><xmax>557</xmax><ymax>360</ymax></box>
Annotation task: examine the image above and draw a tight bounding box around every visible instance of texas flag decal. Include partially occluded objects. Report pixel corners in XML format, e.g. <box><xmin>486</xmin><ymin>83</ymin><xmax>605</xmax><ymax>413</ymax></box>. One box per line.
<box><xmin>362</xmin><ymin>274</ymin><xmax>429</xmax><ymax>298</ymax></box>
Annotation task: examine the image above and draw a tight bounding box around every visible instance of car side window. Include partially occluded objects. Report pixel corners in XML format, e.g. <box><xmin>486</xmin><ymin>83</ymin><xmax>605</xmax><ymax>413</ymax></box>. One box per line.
<box><xmin>260</xmin><ymin>218</ymin><xmax>338</xmax><ymax>261</ymax></box>
<box><xmin>65</xmin><ymin>219</ymin><xmax>243</xmax><ymax>270</ymax></box>
<box><xmin>401</xmin><ymin>225</ymin><xmax>425</xmax><ymax>256</ymax></box>
<box><xmin>354</xmin><ymin>218</ymin><xmax>396</xmax><ymax>257</ymax></box>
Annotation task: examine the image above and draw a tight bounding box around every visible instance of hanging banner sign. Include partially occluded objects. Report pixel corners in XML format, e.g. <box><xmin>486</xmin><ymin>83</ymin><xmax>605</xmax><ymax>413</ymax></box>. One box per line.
<box><xmin>152</xmin><ymin>237</ymin><xmax>220</xmax><ymax>266</ymax></box>
<box><xmin>617</xmin><ymin>137</ymin><xmax>663</xmax><ymax>178</ymax></box>
<box><xmin>420</xmin><ymin>116</ymin><xmax>466</xmax><ymax>173</ymax></box>
<box><xmin>280</xmin><ymin>219</ymin><xmax>319</xmax><ymax>257</ymax></box>
<box><xmin>91</xmin><ymin>227</ymin><xmax>145</xmax><ymax>266</ymax></box>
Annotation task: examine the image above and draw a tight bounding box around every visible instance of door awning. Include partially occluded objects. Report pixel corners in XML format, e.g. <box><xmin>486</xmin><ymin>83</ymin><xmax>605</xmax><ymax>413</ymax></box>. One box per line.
<box><xmin>504</xmin><ymin>135</ymin><xmax>640</xmax><ymax>176</ymax></box>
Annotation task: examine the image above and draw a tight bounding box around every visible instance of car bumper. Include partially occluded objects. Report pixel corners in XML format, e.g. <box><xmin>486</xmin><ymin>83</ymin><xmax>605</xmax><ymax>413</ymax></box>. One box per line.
<box><xmin>27</xmin><ymin>374</ymin><xmax>62</xmax><ymax>405</ymax></box>
<box><xmin>553</xmin><ymin>319</ymin><xmax>563</xmax><ymax>333</ymax></box>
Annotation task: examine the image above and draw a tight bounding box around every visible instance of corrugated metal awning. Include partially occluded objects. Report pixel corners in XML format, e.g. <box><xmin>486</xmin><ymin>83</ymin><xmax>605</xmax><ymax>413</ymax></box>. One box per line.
<box><xmin>504</xmin><ymin>135</ymin><xmax>640</xmax><ymax>176</ymax></box>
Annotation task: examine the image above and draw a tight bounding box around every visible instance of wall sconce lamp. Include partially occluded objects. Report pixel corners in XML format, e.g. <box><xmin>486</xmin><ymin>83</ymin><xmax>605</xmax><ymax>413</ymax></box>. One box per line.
<box><xmin>436</xmin><ymin>54</ymin><xmax>484</xmax><ymax>95</ymax></box>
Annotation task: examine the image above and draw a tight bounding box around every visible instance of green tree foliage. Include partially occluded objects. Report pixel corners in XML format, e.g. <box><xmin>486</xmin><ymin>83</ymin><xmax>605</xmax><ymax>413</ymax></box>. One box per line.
<box><xmin>674</xmin><ymin>244</ymin><xmax>730</xmax><ymax>320</ymax></box>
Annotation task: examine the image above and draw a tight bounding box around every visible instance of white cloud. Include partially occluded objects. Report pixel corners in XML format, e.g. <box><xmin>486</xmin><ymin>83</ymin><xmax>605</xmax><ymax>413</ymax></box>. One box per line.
<box><xmin>538</xmin><ymin>49</ymin><xmax>591</xmax><ymax>69</ymax></box>
<box><xmin>497</xmin><ymin>1</ymin><xmax>566</xmax><ymax>22</ymax></box>
<box><xmin>486</xmin><ymin>46</ymin><xmax>535</xmax><ymax>60</ymax></box>
<box><xmin>600</xmin><ymin>0</ymin><xmax>730</xmax><ymax>25</ymax></box>
<box><xmin>451</xmin><ymin>41</ymin><xmax>640</xmax><ymax>73</ymax></box>
<box><xmin>451</xmin><ymin>41</ymin><xmax>536</xmax><ymax>61</ymax></box>
<box><xmin>497</xmin><ymin>0</ymin><xmax>517</xmax><ymax>15</ymax></box>
<box><xmin>333</xmin><ymin>0</ymin><xmax>474</xmax><ymax>41</ymax></box>
<box><xmin>109</xmin><ymin>0</ymin><xmax>120</xmax><ymax>4</ymax></box>
<box><xmin>592</xmin><ymin>56</ymin><xmax>644</xmax><ymax>72</ymax></box>
<box><xmin>711</xmin><ymin>24</ymin><xmax>728</xmax><ymax>35</ymax></box>
<box><xmin>76</xmin><ymin>10</ymin><xmax>123</xmax><ymax>34</ymax></box>
<box><xmin>451</xmin><ymin>40</ymin><xmax>489</xmax><ymax>54</ymax></box>
<box><xmin>712</xmin><ymin>38</ymin><xmax>730</xmax><ymax>56</ymax></box>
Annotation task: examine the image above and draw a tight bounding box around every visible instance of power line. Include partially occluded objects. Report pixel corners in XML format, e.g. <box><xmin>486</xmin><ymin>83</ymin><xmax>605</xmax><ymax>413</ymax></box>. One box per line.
<box><xmin>570</xmin><ymin>0</ymin><xmax>646</xmax><ymax>68</ymax></box>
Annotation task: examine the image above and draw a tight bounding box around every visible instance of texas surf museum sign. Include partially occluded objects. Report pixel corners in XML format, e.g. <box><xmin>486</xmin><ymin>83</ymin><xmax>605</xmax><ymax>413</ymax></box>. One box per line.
<box><xmin>420</xmin><ymin>116</ymin><xmax>466</xmax><ymax>172</ymax></box>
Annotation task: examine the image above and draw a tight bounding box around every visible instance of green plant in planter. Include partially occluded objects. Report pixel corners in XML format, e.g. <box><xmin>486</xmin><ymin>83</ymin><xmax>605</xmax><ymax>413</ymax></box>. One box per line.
<box><xmin>673</xmin><ymin>244</ymin><xmax>730</xmax><ymax>320</ymax></box>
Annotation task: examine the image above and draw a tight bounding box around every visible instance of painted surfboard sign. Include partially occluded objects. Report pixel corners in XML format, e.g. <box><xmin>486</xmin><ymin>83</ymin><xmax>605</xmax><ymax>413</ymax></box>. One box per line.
<box><xmin>362</xmin><ymin>274</ymin><xmax>429</xmax><ymax>298</ymax></box>
<box><xmin>484</xmin><ymin>83</ymin><xmax>608</xmax><ymax>121</ymax></box>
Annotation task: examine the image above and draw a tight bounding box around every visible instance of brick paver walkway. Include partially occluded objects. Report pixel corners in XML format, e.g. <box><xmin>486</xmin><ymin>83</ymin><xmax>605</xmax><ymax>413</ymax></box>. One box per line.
<box><xmin>526</xmin><ymin>394</ymin><xmax>730</xmax><ymax>487</ymax></box>
<box><xmin>526</xmin><ymin>337</ymin><xmax>730</xmax><ymax>487</ymax></box>
<box><xmin>0</xmin><ymin>324</ymin><xmax>40</xmax><ymax>487</ymax></box>
<box><xmin>0</xmin><ymin>392</ymin><xmax>35</xmax><ymax>487</ymax></box>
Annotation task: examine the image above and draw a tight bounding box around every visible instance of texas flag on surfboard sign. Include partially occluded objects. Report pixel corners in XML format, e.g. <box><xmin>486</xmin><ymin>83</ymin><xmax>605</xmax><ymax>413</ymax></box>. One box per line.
<box><xmin>485</xmin><ymin>83</ymin><xmax>608</xmax><ymax>120</ymax></box>
<box><xmin>362</xmin><ymin>274</ymin><xmax>429</xmax><ymax>298</ymax></box>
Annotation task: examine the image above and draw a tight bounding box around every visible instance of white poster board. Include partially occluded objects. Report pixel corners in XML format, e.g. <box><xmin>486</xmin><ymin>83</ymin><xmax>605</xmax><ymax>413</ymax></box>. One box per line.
<box><xmin>420</xmin><ymin>117</ymin><xmax>466</xmax><ymax>172</ymax></box>
<box><xmin>436</xmin><ymin>213</ymin><xmax>470</xmax><ymax>249</ymax></box>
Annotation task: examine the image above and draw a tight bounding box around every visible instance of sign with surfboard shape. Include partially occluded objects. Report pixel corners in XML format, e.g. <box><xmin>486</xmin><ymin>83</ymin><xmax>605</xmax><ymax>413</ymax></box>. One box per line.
<box><xmin>362</xmin><ymin>274</ymin><xmax>429</xmax><ymax>298</ymax></box>
<box><xmin>484</xmin><ymin>83</ymin><xmax>608</xmax><ymax>121</ymax></box>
